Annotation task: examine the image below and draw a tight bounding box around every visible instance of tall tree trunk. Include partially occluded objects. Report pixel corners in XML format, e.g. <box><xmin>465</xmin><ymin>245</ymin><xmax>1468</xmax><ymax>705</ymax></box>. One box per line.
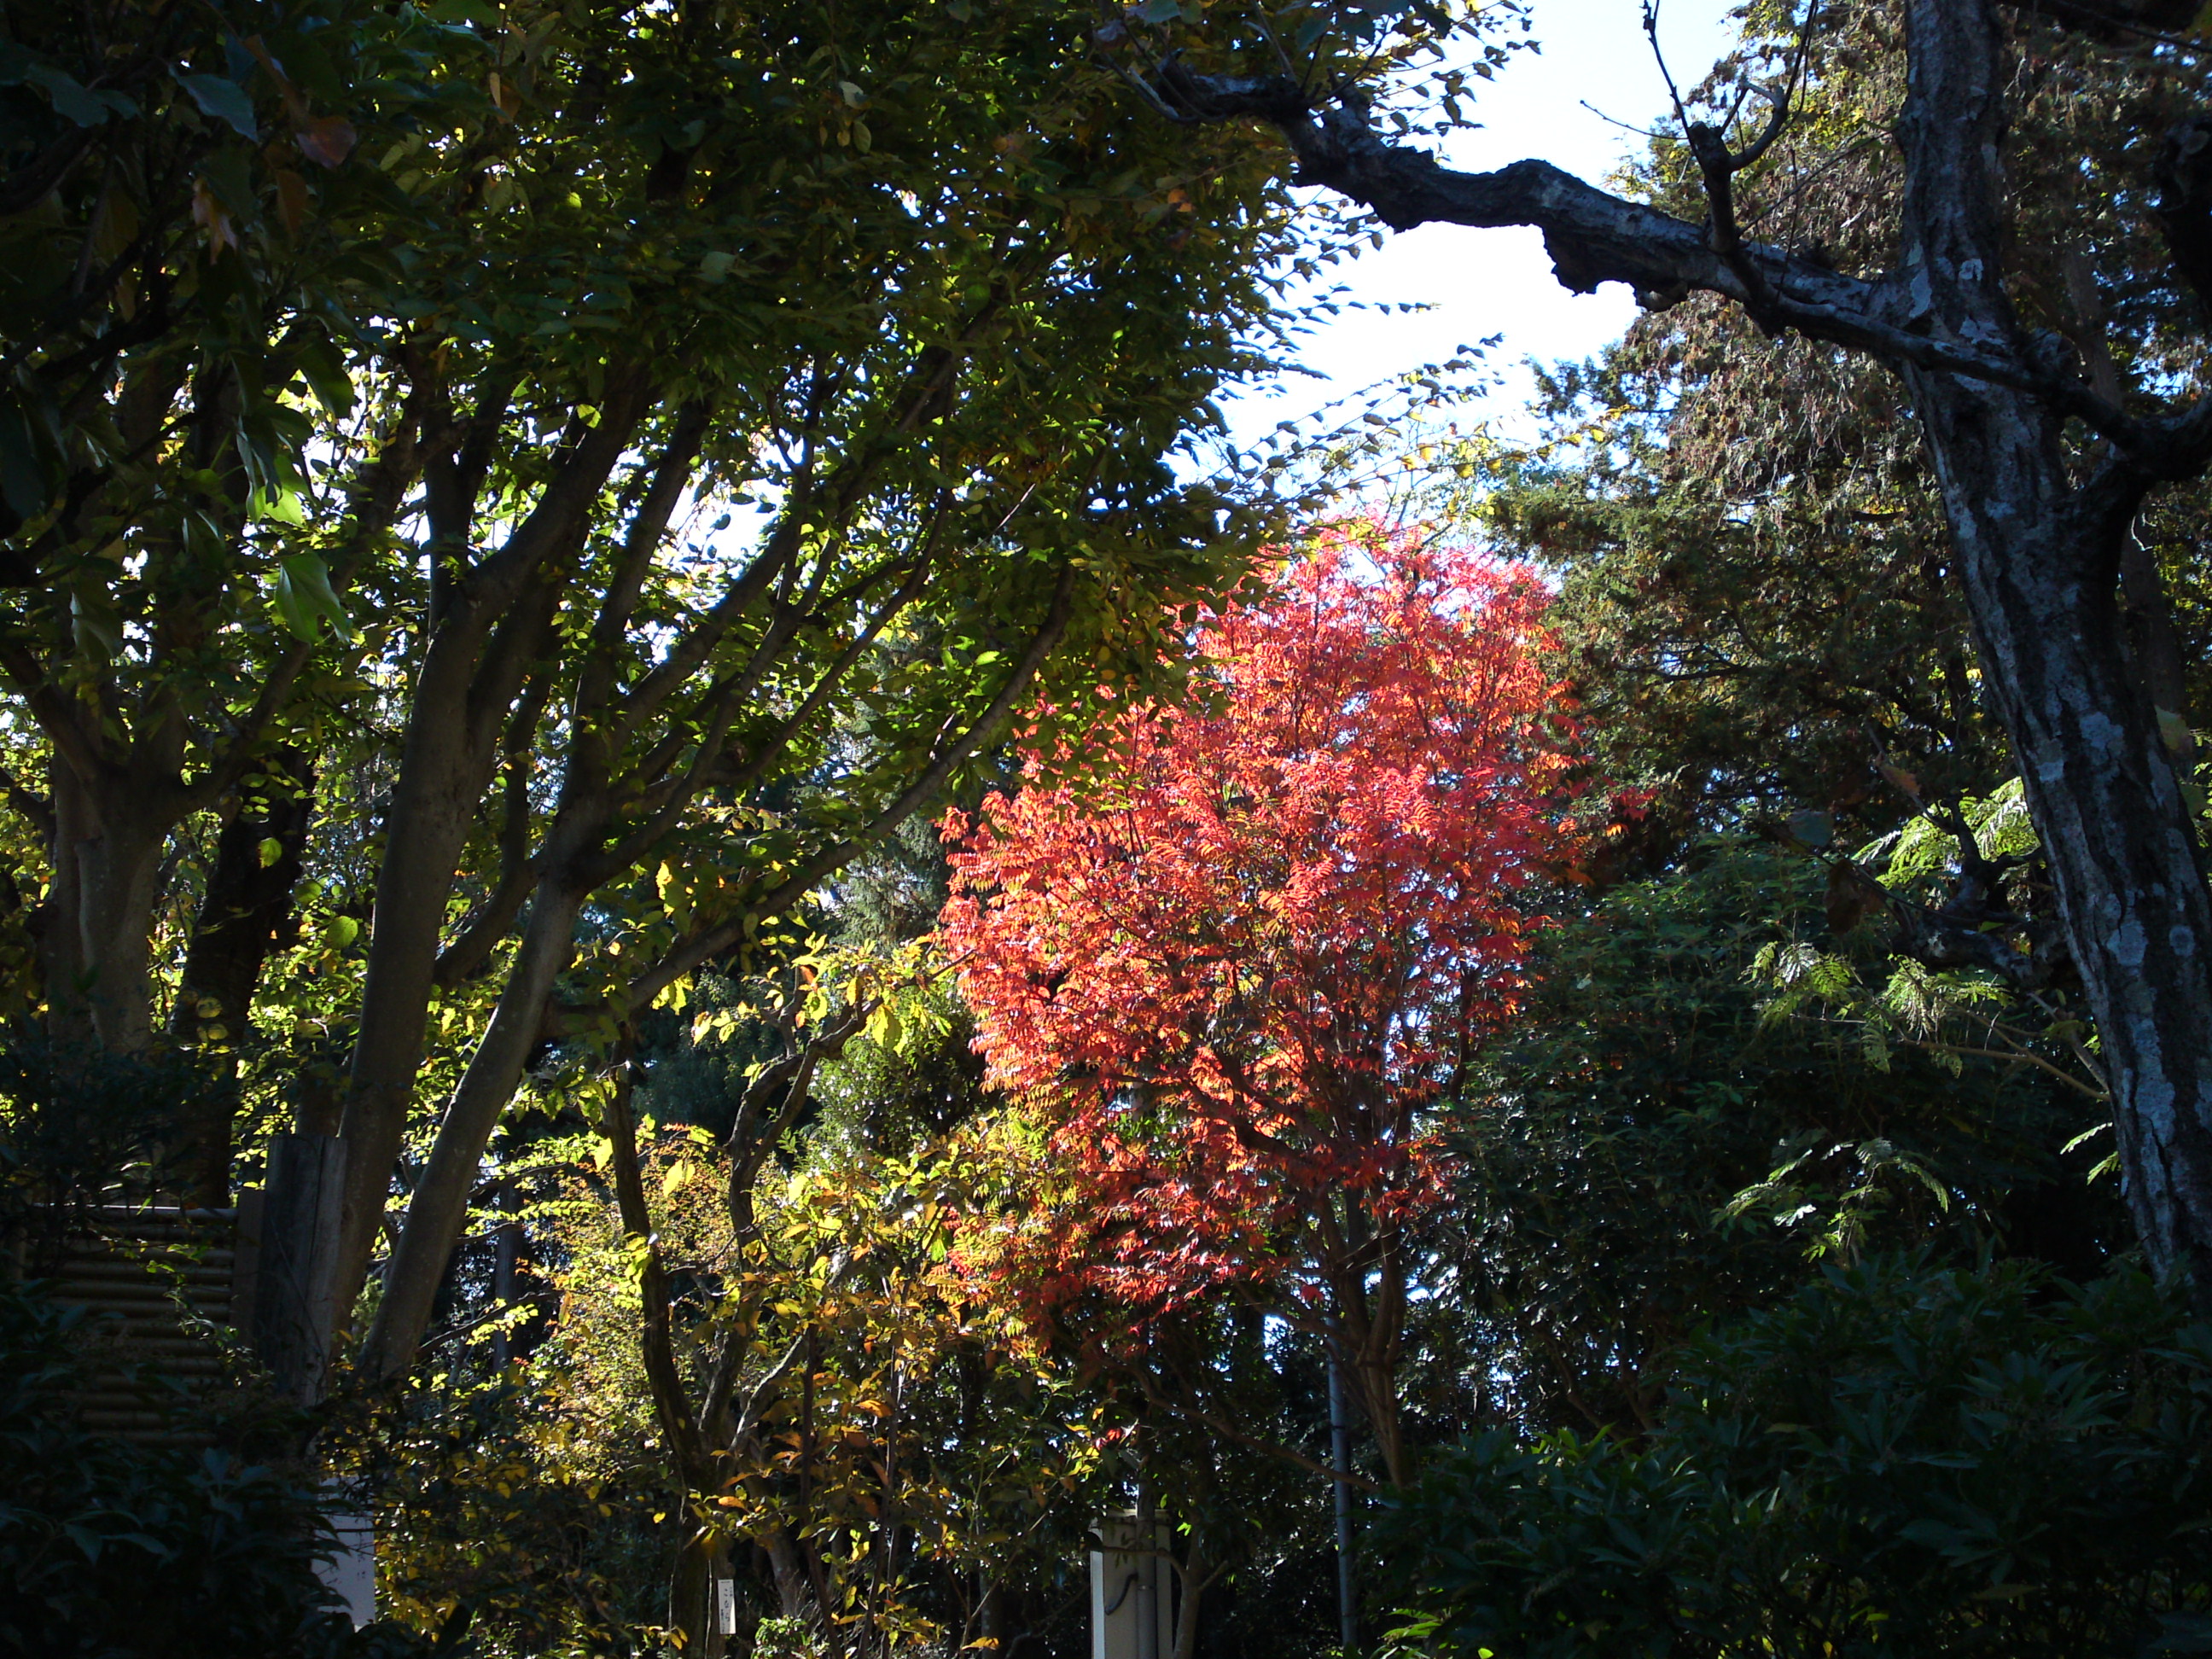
<box><xmin>168</xmin><ymin>750</ymin><xmax>316</xmax><ymax>1205</ymax></box>
<box><xmin>669</xmin><ymin>1530</ymin><xmax>736</xmax><ymax>1658</ymax></box>
<box><xmin>1890</xmin><ymin>0</ymin><xmax>2212</xmax><ymax>1296</ymax></box>
<box><xmin>330</xmin><ymin>641</ymin><xmax>524</xmax><ymax>1336</ymax></box>
<box><xmin>362</xmin><ymin>881</ymin><xmax>585</xmax><ymax>1377</ymax></box>
<box><xmin>330</xmin><ymin>373</ymin><xmax>646</xmax><ymax>1343</ymax></box>
<box><xmin>39</xmin><ymin>757</ymin><xmax>96</xmax><ymax>1050</ymax></box>
<box><xmin>63</xmin><ymin>770</ymin><xmax>169</xmax><ymax>1052</ymax></box>
<box><xmin>1914</xmin><ymin>441</ymin><xmax>2212</xmax><ymax>1294</ymax></box>
<box><xmin>1172</xmin><ymin>1551</ymin><xmax>1206</xmax><ymax>1659</ymax></box>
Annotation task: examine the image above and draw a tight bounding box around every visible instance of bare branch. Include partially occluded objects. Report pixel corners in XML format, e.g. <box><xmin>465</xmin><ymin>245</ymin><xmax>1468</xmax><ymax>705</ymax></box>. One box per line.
<box><xmin>598</xmin><ymin>562</ymin><xmax>1080</xmax><ymax>1022</ymax></box>
<box><xmin>593</xmin><ymin>523</ymin><xmax>945</xmax><ymax>884</ymax></box>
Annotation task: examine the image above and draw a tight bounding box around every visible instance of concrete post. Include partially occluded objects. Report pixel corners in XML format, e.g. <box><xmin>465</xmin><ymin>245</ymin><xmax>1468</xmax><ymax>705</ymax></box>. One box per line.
<box><xmin>1090</xmin><ymin>1511</ymin><xmax>1172</xmax><ymax>1659</ymax></box>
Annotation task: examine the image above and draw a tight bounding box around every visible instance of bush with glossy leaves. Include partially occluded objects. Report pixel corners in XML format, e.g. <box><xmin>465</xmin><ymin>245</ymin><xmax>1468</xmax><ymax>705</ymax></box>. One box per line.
<box><xmin>0</xmin><ymin>1281</ymin><xmax>449</xmax><ymax>1658</ymax></box>
<box><xmin>1382</xmin><ymin>1257</ymin><xmax>2212</xmax><ymax>1659</ymax></box>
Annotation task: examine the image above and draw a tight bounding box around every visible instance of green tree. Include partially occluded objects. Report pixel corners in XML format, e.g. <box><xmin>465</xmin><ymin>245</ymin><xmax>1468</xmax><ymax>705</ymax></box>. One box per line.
<box><xmin>1448</xmin><ymin>836</ymin><xmax>2119</xmax><ymax>1441</ymax></box>
<box><xmin>0</xmin><ymin>0</ymin><xmax>445</xmax><ymax>1081</ymax></box>
<box><xmin>0</xmin><ymin>0</ymin><xmax>1323</xmax><ymax>1406</ymax></box>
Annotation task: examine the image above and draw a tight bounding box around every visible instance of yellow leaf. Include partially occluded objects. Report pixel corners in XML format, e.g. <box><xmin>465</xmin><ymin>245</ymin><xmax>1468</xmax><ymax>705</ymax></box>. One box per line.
<box><xmin>662</xmin><ymin>1160</ymin><xmax>692</xmax><ymax>1197</ymax></box>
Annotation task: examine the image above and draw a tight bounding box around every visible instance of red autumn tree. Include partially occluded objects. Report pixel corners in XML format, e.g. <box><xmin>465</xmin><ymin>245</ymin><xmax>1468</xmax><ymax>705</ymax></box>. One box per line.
<box><xmin>940</xmin><ymin>516</ymin><xmax>1578</xmax><ymax>1483</ymax></box>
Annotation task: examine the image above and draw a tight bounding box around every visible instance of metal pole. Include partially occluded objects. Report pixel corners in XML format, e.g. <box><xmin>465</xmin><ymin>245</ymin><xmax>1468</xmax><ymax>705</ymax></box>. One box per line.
<box><xmin>1328</xmin><ymin>1343</ymin><xmax>1358</xmax><ymax>1657</ymax></box>
<box><xmin>1136</xmin><ymin>1484</ymin><xmax>1160</xmax><ymax>1659</ymax></box>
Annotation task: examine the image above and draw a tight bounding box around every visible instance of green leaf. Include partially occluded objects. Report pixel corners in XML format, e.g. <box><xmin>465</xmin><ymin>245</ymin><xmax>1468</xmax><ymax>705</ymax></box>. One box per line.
<box><xmin>173</xmin><ymin>70</ymin><xmax>259</xmax><ymax>139</ymax></box>
<box><xmin>273</xmin><ymin>551</ymin><xmax>354</xmax><ymax>643</ymax></box>
<box><xmin>290</xmin><ymin>334</ymin><xmax>358</xmax><ymax>419</ymax></box>
<box><xmin>26</xmin><ymin>64</ymin><xmax>135</xmax><ymax>126</ymax></box>
<box><xmin>252</xmin><ymin>483</ymin><xmax>309</xmax><ymax>524</ymax></box>
<box><xmin>424</xmin><ymin>0</ymin><xmax>504</xmax><ymax>24</ymax></box>
<box><xmin>69</xmin><ymin>589</ymin><xmax>121</xmax><ymax>661</ymax></box>
<box><xmin>0</xmin><ymin>393</ymin><xmax>53</xmax><ymax>521</ymax></box>
<box><xmin>257</xmin><ymin>836</ymin><xmax>284</xmax><ymax>869</ymax></box>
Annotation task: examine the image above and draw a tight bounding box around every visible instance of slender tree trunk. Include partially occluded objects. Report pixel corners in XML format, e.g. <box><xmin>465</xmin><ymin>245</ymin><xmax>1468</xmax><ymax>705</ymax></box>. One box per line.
<box><xmin>1325</xmin><ymin>1200</ymin><xmax>1407</xmax><ymax>1487</ymax></box>
<box><xmin>1327</xmin><ymin>1349</ymin><xmax>1359</xmax><ymax>1657</ymax></box>
<box><xmin>1172</xmin><ymin>1540</ymin><xmax>1207</xmax><ymax>1659</ymax></box>
<box><xmin>168</xmin><ymin>751</ymin><xmax>315</xmax><ymax>1205</ymax></box>
<box><xmin>1352</xmin><ymin>1350</ymin><xmax>1403</xmax><ymax>1492</ymax></box>
<box><xmin>597</xmin><ymin>1039</ymin><xmax>743</xmax><ymax>1656</ymax></box>
<box><xmin>329</xmin><ymin>560</ymin><xmax>579</xmax><ymax>1334</ymax></box>
<box><xmin>362</xmin><ymin>881</ymin><xmax>585</xmax><ymax>1377</ymax></box>
<box><xmin>331</xmin><ymin>661</ymin><xmax>515</xmax><ymax>1333</ymax></box>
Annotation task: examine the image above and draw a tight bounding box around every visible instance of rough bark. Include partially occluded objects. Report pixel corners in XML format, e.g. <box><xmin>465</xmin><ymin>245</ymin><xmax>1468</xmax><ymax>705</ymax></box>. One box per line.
<box><xmin>167</xmin><ymin>750</ymin><xmax>315</xmax><ymax>1205</ymax></box>
<box><xmin>1151</xmin><ymin>0</ymin><xmax>2212</xmax><ymax>1301</ymax></box>
<box><xmin>38</xmin><ymin>719</ymin><xmax>183</xmax><ymax>1052</ymax></box>
<box><xmin>1889</xmin><ymin>0</ymin><xmax>2212</xmax><ymax>1294</ymax></box>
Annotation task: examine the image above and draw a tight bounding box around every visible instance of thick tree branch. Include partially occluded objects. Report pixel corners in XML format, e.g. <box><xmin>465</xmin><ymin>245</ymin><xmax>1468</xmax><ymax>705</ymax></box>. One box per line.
<box><xmin>434</xmin><ymin>672</ymin><xmax>555</xmax><ymax>987</ymax></box>
<box><xmin>2155</xmin><ymin>116</ymin><xmax>2212</xmax><ymax>323</ymax></box>
<box><xmin>1146</xmin><ymin>63</ymin><xmax>2144</xmax><ymax>444</ymax></box>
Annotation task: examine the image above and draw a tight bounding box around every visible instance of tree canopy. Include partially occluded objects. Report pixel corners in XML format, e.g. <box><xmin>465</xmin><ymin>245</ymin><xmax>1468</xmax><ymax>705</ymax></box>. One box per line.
<box><xmin>6</xmin><ymin>0</ymin><xmax>2212</xmax><ymax>1653</ymax></box>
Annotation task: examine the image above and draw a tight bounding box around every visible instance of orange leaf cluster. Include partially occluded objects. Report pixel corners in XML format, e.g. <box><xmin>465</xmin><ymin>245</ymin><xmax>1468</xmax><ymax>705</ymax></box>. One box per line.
<box><xmin>940</xmin><ymin>517</ymin><xmax>1581</xmax><ymax>1336</ymax></box>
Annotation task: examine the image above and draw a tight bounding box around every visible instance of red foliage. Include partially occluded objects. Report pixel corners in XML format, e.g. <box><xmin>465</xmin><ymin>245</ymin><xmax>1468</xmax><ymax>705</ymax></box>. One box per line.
<box><xmin>940</xmin><ymin>517</ymin><xmax>1580</xmax><ymax>1337</ymax></box>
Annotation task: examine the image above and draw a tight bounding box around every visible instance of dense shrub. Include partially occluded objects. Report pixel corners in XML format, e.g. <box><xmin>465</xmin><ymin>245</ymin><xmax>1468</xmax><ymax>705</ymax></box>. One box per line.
<box><xmin>0</xmin><ymin>1280</ymin><xmax>442</xmax><ymax>1658</ymax></box>
<box><xmin>1383</xmin><ymin>1258</ymin><xmax>2212</xmax><ymax>1658</ymax></box>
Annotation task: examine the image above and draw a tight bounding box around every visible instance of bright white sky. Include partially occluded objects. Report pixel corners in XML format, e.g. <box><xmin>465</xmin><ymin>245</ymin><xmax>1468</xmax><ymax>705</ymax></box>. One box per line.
<box><xmin>1215</xmin><ymin>0</ymin><xmax>1743</xmax><ymax>451</ymax></box>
